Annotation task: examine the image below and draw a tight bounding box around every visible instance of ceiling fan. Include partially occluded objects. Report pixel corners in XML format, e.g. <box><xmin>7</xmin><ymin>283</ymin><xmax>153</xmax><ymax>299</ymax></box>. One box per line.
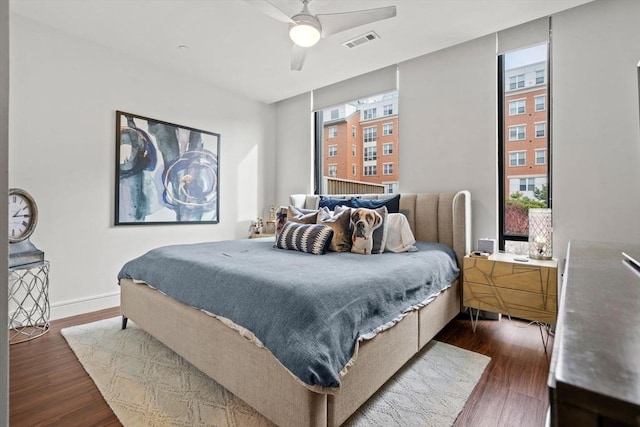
<box><xmin>244</xmin><ymin>0</ymin><xmax>397</xmax><ymax>71</ymax></box>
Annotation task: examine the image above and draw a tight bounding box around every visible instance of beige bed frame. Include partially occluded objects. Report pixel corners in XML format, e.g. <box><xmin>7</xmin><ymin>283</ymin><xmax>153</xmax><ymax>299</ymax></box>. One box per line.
<box><xmin>120</xmin><ymin>191</ymin><xmax>471</xmax><ymax>427</ymax></box>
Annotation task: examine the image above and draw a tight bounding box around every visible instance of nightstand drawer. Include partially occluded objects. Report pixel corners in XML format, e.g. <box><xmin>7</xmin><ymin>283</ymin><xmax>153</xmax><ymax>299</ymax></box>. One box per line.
<box><xmin>463</xmin><ymin>281</ymin><xmax>557</xmax><ymax>324</ymax></box>
<box><xmin>464</xmin><ymin>257</ymin><xmax>557</xmax><ymax>295</ymax></box>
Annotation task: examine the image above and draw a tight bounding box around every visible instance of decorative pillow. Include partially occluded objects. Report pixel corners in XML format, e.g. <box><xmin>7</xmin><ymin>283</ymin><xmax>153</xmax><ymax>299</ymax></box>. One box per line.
<box><xmin>287</xmin><ymin>206</ymin><xmax>319</xmax><ymax>224</ymax></box>
<box><xmin>350</xmin><ymin>206</ymin><xmax>388</xmax><ymax>255</ymax></box>
<box><xmin>350</xmin><ymin>194</ymin><xmax>400</xmax><ymax>214</ymax></box>
<box><xmin>384</xmin><ymin>213</ymin><xmax>418</xmax><ymax>253</ymax></box>
<box><xmin>319</xmin><ymin>196</ymin><xmax>353</xmax><ymax>210</ymax></box>
<box><xmin>275</xmin><ymin>222</ymin><xmax>333</xmax><ymax>255</ymax></box>
<box><xmin>319</xmin><ymin>207</ymin><xmax>352</xmax><ymax>252</ymax></box>
<box><xmin>274</xmin><ymin>206</ymin><xmax>289</xmax><ymax>239</ymax></box>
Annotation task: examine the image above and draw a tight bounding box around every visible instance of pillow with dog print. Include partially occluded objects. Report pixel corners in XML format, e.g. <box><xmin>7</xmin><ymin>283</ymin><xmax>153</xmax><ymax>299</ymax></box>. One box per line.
<box><xmin>348</xmin><ymin>206</ymin><xmax>388</xmax><ymax>255</ymax></box>
<box><xmin>319</xmin><ymin>207</ymin><xmax>352</xmax><ymax>252</ymax></box>
<box><xmin>275</xmin><ymin>222</ymin><xmax>333</xmax><ymax>255</ymax></box>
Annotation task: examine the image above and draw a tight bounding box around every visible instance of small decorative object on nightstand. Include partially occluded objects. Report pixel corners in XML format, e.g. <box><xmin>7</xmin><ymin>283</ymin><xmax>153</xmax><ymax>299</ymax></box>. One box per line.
<box><xmin>463</xmin><ymin>252</ymin><xmax>558</xmax><ymax>351</ymax></box>
<box><xmin>528</xmin><ymin>208</ymin><xmax>552</xmax><ymax>260</ymax></box>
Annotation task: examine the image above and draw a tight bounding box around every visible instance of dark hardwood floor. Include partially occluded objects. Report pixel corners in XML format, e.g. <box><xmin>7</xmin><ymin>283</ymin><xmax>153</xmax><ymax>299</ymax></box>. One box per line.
<box><xmin>10</xmin><ymin>308</ymin><xmax>551</xmax><ymax>427</ymax></box>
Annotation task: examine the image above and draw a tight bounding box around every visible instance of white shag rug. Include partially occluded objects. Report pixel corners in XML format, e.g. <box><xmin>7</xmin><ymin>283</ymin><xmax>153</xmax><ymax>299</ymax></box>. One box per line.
<box><xmin>62</xmin><ymin>317</ymin><xmax>489</xmax><ymax>427</ymax></box>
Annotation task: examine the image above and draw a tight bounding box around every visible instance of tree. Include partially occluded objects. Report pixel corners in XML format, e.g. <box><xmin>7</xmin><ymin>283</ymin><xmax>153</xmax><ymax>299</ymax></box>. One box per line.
<box><xmin>504</xmin><ymin>189</ymin><xmax>547</xmax><ymax>235</ymax></box>
<box><xmin>533</xmin><ymin>184</ymin><xmax>548</xmax><ymax>205</ymax></box>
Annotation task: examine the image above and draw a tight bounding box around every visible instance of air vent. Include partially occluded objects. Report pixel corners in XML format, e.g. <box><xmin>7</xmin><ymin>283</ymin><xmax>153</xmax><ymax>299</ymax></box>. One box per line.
<box><xmin>342</xmin><ymin>31</ymin><xmax>380</xmax><ymax>49</ymax></box>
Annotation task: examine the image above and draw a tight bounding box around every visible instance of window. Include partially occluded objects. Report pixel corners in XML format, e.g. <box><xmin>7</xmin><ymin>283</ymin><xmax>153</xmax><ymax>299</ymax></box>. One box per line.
<box><xmin>519</xmin><ymin>178</ymin><xmax>535</xmax><ymax>191</ymax></box>
<box><xmin>499</xmin><ymin>43</ymin><xmax>550</xmax><ymax>252</ymax></box>
<box><xmin>363</xmin><ymin>127</ymin><xmax>377</xmax><ymax>143</ymax></box>
<box><xmin>364</xmin><ymin>108</ymin><xmax>377</xmax><ymax>120</ymax></box>
<box><xmin>315</xmin><ymin>90</ymin><xmax>399</xmax><ymax>195</ymax></box>
<box><xmin>509</xmin><ymin>125</ymin><xmax>526</xmax><ymax>141</ymax></box>
<box><xmin>509</xmin><ymin>74</ymin><xmax>525</xmax><ymax>90</ymax></box>
<box><xmin>509</xmin><ymin>99</ymin><xmax>526</xmax><ymax>115</ymax></box>
<box><xmin>383</xmin><ymin>163</ymin><xmax>393</xmax><ymax>175</ymax></box>
<box><xmin>509</xmin><ymin>151</ymin><xmax>526</xmax><ymax>166</ymax></box>
<box><xmin>364</xmin><ymin>146</ymin><xmax>377</xmax><ymax>161</ymax></box>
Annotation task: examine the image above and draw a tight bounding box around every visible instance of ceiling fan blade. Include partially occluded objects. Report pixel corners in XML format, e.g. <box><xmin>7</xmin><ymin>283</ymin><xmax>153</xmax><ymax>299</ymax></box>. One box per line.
<box><xmin>317</xmin><ymin>6</ymin><xmax>397</xmax><ymax>38</ymax></box>
<box><xmin>291</xmin><ymin>44</ymin><xmax>306</xmax><ymax>71</ymax></box>
<box><xmin>243</xmin><ymin>0</ymin><xmax>294</xmax><ymax>24</ymax></box>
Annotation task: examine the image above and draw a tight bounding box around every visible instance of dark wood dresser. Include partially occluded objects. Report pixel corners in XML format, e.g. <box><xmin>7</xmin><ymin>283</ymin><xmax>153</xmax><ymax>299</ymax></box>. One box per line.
<box><xmin>548</xmin><ymin>240</ymin><xmax>640</xmax><ymax>426</ymax></box>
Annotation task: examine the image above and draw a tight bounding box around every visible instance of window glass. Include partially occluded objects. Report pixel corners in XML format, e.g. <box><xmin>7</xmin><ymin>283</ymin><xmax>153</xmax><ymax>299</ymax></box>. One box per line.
<box><xmin>509</xmin><ymin>99</ymin><xmax>525</xmax><ymax>115</ymax></box>
<box><xmin>500</xmin><ymin>43</ymin><xmax>550</xmax><ymax>253</ymax></box>
<box><xmin>317</xmin><ymin>91</ymin><xmax>399</xmax><ymax>194</ymax></box>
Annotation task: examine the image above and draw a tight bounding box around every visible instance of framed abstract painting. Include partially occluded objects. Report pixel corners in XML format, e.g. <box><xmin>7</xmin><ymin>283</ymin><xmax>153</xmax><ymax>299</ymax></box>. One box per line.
<box><xmin>115</xmin><ymin>111</ymin><xmax>220</xmax><ymax>225</ymax></box>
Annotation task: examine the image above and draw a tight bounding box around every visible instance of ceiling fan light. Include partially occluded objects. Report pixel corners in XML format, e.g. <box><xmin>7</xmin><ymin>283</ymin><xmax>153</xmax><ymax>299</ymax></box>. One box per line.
<box><xmin>289</xmin><ymin>19</ymin><xmax>321</xmax><ymax>47</ymax></box>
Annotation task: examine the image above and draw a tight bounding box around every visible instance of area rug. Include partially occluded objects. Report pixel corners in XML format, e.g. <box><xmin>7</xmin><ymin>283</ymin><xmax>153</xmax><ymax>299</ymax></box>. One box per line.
<box><xmin>62</xmin><ymin>317</ymin><xmax>490</xmax><ymax>426</ymax></box>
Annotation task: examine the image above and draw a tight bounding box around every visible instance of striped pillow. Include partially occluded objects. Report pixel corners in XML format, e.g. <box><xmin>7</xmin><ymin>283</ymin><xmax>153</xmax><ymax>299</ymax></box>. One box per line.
<box><xmin>275</xmin><ymin>222</ymin><xmax>333</xmax><ymax>255</ymax></box>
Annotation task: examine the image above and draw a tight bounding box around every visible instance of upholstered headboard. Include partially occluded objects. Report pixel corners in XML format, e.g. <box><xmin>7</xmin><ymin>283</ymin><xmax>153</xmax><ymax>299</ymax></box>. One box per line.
<box><xmin>289</xmin><ymin>191</ymin><xmax>471</xmax><ymax>268</ymax></box>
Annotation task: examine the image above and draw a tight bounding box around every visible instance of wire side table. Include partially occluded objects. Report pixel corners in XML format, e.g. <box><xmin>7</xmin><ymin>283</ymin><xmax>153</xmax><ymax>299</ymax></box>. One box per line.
<box><xmin>8</xmin><ymin>261</ymin><xmax>50</xmax><ymax>344</ymax></box>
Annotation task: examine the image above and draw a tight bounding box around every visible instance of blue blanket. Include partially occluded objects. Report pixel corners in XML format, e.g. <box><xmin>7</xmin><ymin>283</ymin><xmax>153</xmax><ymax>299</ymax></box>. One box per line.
<box><xmin>117</xmin><ymin>239</ymin><xmax>459</xmax><ymax>390</ymax></box>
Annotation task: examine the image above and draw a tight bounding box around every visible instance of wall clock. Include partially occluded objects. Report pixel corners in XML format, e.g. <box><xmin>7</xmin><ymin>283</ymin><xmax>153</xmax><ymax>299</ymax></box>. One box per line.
<box><xmin>8</xmin><ymin>188</ymin><xmax>44</xmax><ymax>267</ymax></box>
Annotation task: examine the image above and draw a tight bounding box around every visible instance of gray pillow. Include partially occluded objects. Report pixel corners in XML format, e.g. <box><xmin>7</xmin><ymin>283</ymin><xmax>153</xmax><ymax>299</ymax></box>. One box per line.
<box><xmin>275</xmin><ymin>222</ymin><xmax>333</xmax><ymax>255</ymax></box>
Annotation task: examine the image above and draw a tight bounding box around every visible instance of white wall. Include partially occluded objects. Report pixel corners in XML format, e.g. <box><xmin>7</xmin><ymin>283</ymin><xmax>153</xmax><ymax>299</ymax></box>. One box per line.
<box><xmin>399</xmin><ymin>34</ymin><xmax>498</xmax><ymax>246</ymax></box>
<box><xmin>274</xmin><ymin>92</ymin><xmax>313</xmax><ymax>204</ymax></box>
<box><xmin>552</xmin><ymin>0</ymin><xmax>640</xmax><ymax>263</ymax></box>
<box><xmin>9</xmin><ymin>15</ymin><xmax>276</xmax><ymax>319</ymax></box>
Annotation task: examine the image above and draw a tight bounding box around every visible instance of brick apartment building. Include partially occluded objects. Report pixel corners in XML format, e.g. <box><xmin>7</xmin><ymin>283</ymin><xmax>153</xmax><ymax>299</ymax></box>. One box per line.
<box><xmin>504</xmin><ymin>60</ymin><xmax>548</xmax><ymax>201</ymax></box>
<box><xmin>322</xmin><ymin>92</ymin><xmax>399</xmax><ymax>194</ymax></box>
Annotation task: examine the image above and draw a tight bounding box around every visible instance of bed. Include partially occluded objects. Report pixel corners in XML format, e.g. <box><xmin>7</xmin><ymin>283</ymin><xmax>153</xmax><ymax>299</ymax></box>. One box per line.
<box><xmin>118</xmin><ymin>191</ymin><xmax>471</xmax><ymax>427</ymax></box>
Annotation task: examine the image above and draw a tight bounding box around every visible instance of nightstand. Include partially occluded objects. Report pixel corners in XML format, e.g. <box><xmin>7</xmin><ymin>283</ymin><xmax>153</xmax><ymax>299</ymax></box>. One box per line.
<box><xmin>463</xmin><ymin>253</ymin><xmax>557</xmax><ymax>343</ymax></box>
<box><xmin>249</xmin><ymin>233</ymin><xmax>275</xmax><ymax>239</ymax></box>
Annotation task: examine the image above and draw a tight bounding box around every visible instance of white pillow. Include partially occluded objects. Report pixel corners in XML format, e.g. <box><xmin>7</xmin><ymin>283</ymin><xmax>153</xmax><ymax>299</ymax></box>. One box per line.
<box><xmin>384</xmin><ymin>213</ymin><xmax>418</xmax><ymax>253</ymax></box>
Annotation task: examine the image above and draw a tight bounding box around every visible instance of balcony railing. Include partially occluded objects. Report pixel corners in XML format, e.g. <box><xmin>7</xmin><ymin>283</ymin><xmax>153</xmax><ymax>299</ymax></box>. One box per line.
<box><xmin>323</xmin><ymin>176</ymin><xmax>385</xmax><ymax>195</ymax></box>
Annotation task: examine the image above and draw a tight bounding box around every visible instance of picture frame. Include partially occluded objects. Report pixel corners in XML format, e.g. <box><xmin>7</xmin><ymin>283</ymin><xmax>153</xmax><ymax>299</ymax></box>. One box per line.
<box><xmin>115</xmin><ymin>111</ymin><xmax>220</xmax><ymax>225</ymax></box>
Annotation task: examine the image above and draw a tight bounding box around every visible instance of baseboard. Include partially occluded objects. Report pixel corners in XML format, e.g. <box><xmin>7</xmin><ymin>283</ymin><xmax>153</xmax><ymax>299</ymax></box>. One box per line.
<box><xmin>50</xmin><ymin>291</ymin><xmax>120</xmax><ymax>320</ymax></box>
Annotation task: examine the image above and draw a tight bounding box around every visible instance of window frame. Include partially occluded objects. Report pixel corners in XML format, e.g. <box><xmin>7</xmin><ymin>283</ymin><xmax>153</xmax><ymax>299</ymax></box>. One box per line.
<box><xmin>328</xmin><ymin>126</ymin><xmax>337</xmax><ymax>138</ymax></box>
<box><xmin>364</xmin><ymin>165</ymin><xmax>377</xmax><ymax>176</ymax></box>
<box><xmin>509</xmin><ymin>150</ymin><xmax>526</xmax><ymax>167</ymax></box>
<box><xmin>498</xmin><ymin>49</ymin><xmax>553</xmax><ymax>251</ymax></box>
<box><xmin>383</xmin><ymin>162</ymin><xmax>393</xmax><ymax>175</ymax></box>
<box><xmin>363</xmin><ymin>146</ymin><xmax>377</xmax><ymax>162</ymax></box>
<box><xmin>328</xmin><ymin>144</ymin><xmax>337</xmax><ymax>157</ymax></box>
<box><xmin>509</xmin><ymin>124</ymin><xmax>526</xmax><ymax>141</ymax></box>
<box><xmin>363</xmin><ymin>126</ymin><xmax>377</xmax><ymax>143</ymax></box>
<box><xmin>508</xmin><ymin>99</ymin><xmax>526</xmax><ymax>116</ymax></box>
